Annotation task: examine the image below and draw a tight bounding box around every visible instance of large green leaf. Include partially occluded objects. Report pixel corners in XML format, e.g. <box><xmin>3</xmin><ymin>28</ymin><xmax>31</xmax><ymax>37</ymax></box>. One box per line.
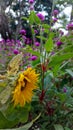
<box><xmin>55</xmin><ymin>45</ymin><xmax>73</xmax><ymax>55</ymax></box>
<box><xmin>49</xmin><ymin>53</ymin><xmax>73</xmax><ymax>67</ymax></box>
<box><xmin>0</xmin><ymin>111</ymin><xmax>18</xmax><ymax>129</ymax></box>
<box><xmin>54</xmin><ymin>124</ymin><xmax>64</xmax><ymax>130</ymax></box>
<box><xmin>0</xmin><ymin>104</ymin><xmax>31</xmax><ymax>129</ymax></box>
<box><xmin>64</xmin><ymin>127</ymin><xmax>71</xmax><ymax>130</ymax></box>
<box><xmin>3</xmin><ymin>103</ymin><xmax>30</xmax><ymax>122</ymax></box>
<box><xmin>45</xmin><ymin>37</ymin><xmax>53</xmax><ymax>52</ymax></box>
<box><xmin>4</xmin><ymin>113</ymin><xmax>41</xmax><ymax>130</ymax></box>
<box><xmin>29</xmin><ymin>11</ymin><xmax>41</xmax><ymax>24</ymax></box>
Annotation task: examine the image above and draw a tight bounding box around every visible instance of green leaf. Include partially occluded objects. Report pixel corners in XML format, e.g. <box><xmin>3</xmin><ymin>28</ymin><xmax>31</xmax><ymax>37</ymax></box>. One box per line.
<box><xmin>25</xmin><ymin>46</ymin><xmax>41</xmax><ymax>57</ymax></box>
<box><xmin>55</xmin><ymin>45</ymin><xmax>73</xmax><ymax>55</ymax></box>
<box><xmin>45</xmin><ymin>37</ymin><xmax>53</xmax><ymax>52</ymax></box>
<box><xmin>8</xmin><ymin>122</ymin><xmax>33</xmax><ymax>130</ymax></box>
<box><xmin>21</xmin><ymin>17</ymin><xmax>28</xmax><ymax>21</ymax></box>
<box><xmin>36</xmin><ymin>36</ymin><xmax>46</xmax><ymax>41</ymax></box>
<box><xmin>5</xmin><ymin>113</ymin><xmax>41</xmax><ymax>130</ymax></box>
<box><xmin>65</xmin><ymin>69</ymin><xmax>73</xmax><ymax>77</ymax></box>
<box><xmin>42</xmin><ymin>24</ymin><xmax>50</xmax><ymax>29</ymax></box>
<box><xmin>53</xmin><ymin>64</ymin><xmax>60</xmax><ymax>76</ymax></box>
<box><xmin>64</xmin><ymin>127</ymin><xmax>71</xmax><ymax>130</ymax></box>
<box><xmin>57</xmin><ymin>93</ymin><xmax>67</xmax><ymax>102</ymax></box>
<box><xmin>54</xmin><ymin>124</ymin><xmax>64</xmax><ymax>130</ymax></box>
<box><xmin>32</xmin><ymin>58</ymin><xmax>40</xmax><ymax>67</ymax></box>
<box><xmin>4</xmin><ymin>104</ymin><xmax>30</xmax><ymax>122</ymax></box>
<box><xmin>29</xmin><ymin>11</ymin><xmax>41</xmax><ymax>24</ymax></box>
<box><xmin>0</xmin><ymin>86</ymin><xmax>12</xmax><ymax>105</ymax></box>
<box><xmin>0</xmin><ymin>111</ymin><xmax>18</xmax><ymax>129</ymax></box>
<box><xmin>49</xmin><ymin>53</ymin><xmax>73</xmax><ymax>67</ymax></box>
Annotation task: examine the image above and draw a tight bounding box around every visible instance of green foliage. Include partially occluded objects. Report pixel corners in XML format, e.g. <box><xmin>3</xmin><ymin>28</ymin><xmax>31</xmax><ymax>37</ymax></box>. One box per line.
<box><xmin>0</xmin><ymin>104</ymin><xmax>31</xmax><ymax>129</ymax></box>
<box><xmin>44</xmin><ymin>36</ymin><xmax>54</xmax><ymax>52</ymax></box>
<box><xmin>54</xmin><ymin>124</ymin><xmax>64</xmax><ymax>130</ymax></box>
<box><xmin>29</xmin><ymin>11</ymin><xmax>41</xmax><ymax>24</ymax></box>
<box><xmin>0</xmin><ymin>0</ymin><xmax>73</xmax><ymax>129</ymax></box>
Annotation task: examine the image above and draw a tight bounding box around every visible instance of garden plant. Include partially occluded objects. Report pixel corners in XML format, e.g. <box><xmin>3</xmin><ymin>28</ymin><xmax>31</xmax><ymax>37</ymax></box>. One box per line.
<box><xmin>0</xmin><ymin>0</ymin><xmax>73</xmax><ymax>130</ymax></box>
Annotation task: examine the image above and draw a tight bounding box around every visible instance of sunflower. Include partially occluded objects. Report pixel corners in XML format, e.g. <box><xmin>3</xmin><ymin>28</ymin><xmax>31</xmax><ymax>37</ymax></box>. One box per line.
<box><xmin>12</xmin><ymin>67</ymin><xmax>39</xmax><ymax>107</ymax></box>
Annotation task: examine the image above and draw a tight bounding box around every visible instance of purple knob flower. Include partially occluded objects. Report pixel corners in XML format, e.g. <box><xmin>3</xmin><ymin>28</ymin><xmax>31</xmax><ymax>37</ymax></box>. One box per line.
<box><xmin>25</xmin><ymin>38</ymin><xmax>32</xmax><ymax>44</ymax></box>
<box><xmin>67</xmin><ymin>23</ymin><xmax>73</xmax><ymax>30</ymax></box>
<box><xmin>53</xmin><ymin>10</ymin><xmax>59</xmax><ymax>16</ymax></box>
<box><xmin>20</xmin><ymin>29</ymin><xmax>26</xmax><ymax>35</ymax></box>
<box><xmin>59</xmin><ymin>30</ymin><xmax>64</xmax><ymax>35</ymax></box>
<box><xmin>30</xmin><ymin>6</ymin><xmax>34</xmax><ymax>10</ymax></box>
<box><xmin>37</xmin><ymin>13</ymin><xmax>45</xmax><ymax>21</ymax></box>
<box><xmin>29</xmin><ymin>0</ymin><xmax>34</xmax><ymax>4</ymax></box>
<box><xmin>52</xmin><ymin>18</ymin><xmax>58</xmax><ymax>23</ymax></box>
<box><xmin>13</xmin><ymin>49</ymin><xmax>19</xmax><ymax>55</ymax></box>
<box><xmin>56</xmin><ymin>41</ymin><xmax>63</xmax><ymax>46</ymax></box>
<box><xmin>30</xmin><ymin>55</ymin><xmax>37</xmax><ymax>61</ymax></box>
<box><xmin>34</xmin><ymin>30</ymin><xmax>38</xmax><ymax>34</ymax></box>
<box><xmin>0</xmin><ymin>39</ymin><xmax>5</xmax><ymax>44</ymax></box>
<box><xmin>51</xmin><ymin>51</ymin><xmax>55</xmax><ymax>55</ymax></box>
<box><xmin>34</xmin><ymin>42</ymin><xmax>40</xmax><ymax>47</ymax></box>
<box><xmin>63</xmin><ymin>87</ymin><xmax>67</xmax><ymax>93</ymax></box>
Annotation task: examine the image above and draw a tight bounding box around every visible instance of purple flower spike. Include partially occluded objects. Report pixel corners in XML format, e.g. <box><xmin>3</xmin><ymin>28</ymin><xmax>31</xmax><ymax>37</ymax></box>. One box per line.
<box><xmin>30</xmin><ymin>55</ymin><xmax>37</xmax><ymax>61</ymax></box>
<box><xmin>37</xmin><ymin>13</ymin><xmax>45</xmax><ymax>21</ymax></box>
<box><xmin>13</xmin><ymin>49</ymin><xmax>19</xmax><ymax>55</ymax></box>
<box><xmin>20</xmin><ymin>29</ymin><xmax>26</xmax><ymax>35</ymax></box>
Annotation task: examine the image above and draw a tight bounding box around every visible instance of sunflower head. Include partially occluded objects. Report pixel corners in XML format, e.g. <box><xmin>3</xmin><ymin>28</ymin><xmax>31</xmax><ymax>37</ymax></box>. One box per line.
<box><xmin>12</xmin><ymin>67</ymin><xmax>39</xmax><ymax>107</ymax></box>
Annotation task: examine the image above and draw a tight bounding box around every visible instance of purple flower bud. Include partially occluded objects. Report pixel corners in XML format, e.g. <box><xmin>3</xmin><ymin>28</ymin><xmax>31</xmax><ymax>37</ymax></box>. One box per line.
<box><xmin>34</xmin><ymin>42</ymin><xmax>40</xmax><ymax>47</ymax></box>
<box><xmin>53</xmin><ymin>10</ymin><xmax>59</xmax><ymax>16</ymax></box>
<box><xmin>4</xmin><ymin>48</ymin><xmax>8</xmax><ymax>50</ymax></box>
<box><xmin>30</xmin><ymin>5</ymin><xmax>34</xmax><ymax>10</ymax></box>
<box><xmin>56</xmin><ymin>41</ymin><xmax>63</xmax><ymax>46</ymax></box>
<box><xmin>34</xmin><ymin>30</ymin><xmax>38</xmax><ymax>34</ymax></box>
<box><xmin>8</xmin><ymin>53</ymin><xmax>12</xmax><ymax>56</ymax></box>
<box><xmin>59</xmin><ymin>30</ymin><xmax>64</xmax><ymax>35</ymax></box>
<box><xmin>13</xmin><ymin>49</ymin><xmax>19</xmax><ymax>55</ymax></box>
<box><xmin>37</xmin><ymin>13</ymin><xmax>45</xmax><ymax>21</ymax></box>
<box><xmin>67</xmin><ymin>23</ymin><xmax>73</xmax><ymax>30</ymax></box>
<box><xmin>25</xmin><ymin>38</ymin><xmax>32</xmax><ymax>44</ymax></box>
<box><xmin>0</xmin><ymin>39</ymin><xmax>5</xmax><ymax>44</ymax></box>
<box><xmin>30</xmin><ymin>55</ymin><xmax>37</xmax><ymax>61</ymax></box>
<box><xmin>20</xmin><ymin>29</ymin><xmax>26</xmax><ymax>35</ymax></box>
<box><xmin>6</xmin><ymin>39</ymin><xmax>11</xmax><ymax>42</ymax></box>
<box><xmin>51</xmin><ymin>51</ymin><xmax>55</xmax><ymax>55</ymax></box>
<box><xmin>63</xmin><ymin>87</ymin><xmax>67</xmax><ymax>93</ymax></box>
<box><xmin>52</xmin><ymin>18</ymin><xmax>58</xmax><ymax>23</ymax></box>
<box><xmin>29</xmin><ymin>0</ymin><xmax>34</xmax><ymax>4</ymax></box>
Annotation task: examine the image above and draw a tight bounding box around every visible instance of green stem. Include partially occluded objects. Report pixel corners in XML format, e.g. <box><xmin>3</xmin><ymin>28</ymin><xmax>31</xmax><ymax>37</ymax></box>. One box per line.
<box><xmin>50</xmin><ymin>0</ymin><xmax>55</xmax><ymax>26</ymax></box>
<box><xmin>39</xmin><ymin>24</ymin><xmax>45</xmax><ymax>89</ymax></box>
